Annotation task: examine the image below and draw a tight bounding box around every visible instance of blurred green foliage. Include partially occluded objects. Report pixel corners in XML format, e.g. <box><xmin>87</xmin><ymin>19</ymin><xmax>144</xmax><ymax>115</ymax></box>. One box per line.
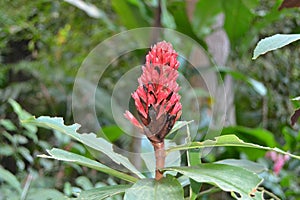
<box><xmin>0</xmin><ymin>0</ymin><xmax>300</xmax><ymax>199</ymax></box>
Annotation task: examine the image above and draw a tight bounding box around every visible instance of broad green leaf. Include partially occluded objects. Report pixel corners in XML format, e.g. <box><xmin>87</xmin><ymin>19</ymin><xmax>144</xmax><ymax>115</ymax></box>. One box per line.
<box><xmin>124</xmin><ymin>175</ymin><xmax>184</xmax><ymax>200</ymax></box>
<box><xmin>165</xmin><ymin>164</ymin><xmax>262</xmax><ymax>200</ymax></box>
<box><xmin>166</xmin><ymin>134</ymin><xmax>300</xmax><ymax>160</ymax></box>
<box><xmin>187</xmin><ymin>150</ymin><xmax>202</xmax><ymax>200</ymax></box>
<box><xmin>192</xmin><ymin>0</ymin><xmax>222</xmax><ymax>37</ymax></box>
<box><xmin>0</xmin><ymin>166</ymin><xmax>22</xmax><ymax>193</ymax></box>
<box><xmin>111</xmin><ymin>0</ymin><xmax>148</xmax><ymax>29</ymax></box>
<box><xmin>80</xmin><ymin>133</ymin><xmax>145</xmax><ymax>179</ymax></box>
<box><xmin>79</xmin><ymin>185</ymin><xmax>131</xmax><ymax>200</ymax></box>
<box><xmin>221</xmin><ymin>126</ymin><xmax>277</xmax><ymax>147</ymax></box>
<box><xmin>38</xmin><ymin>148</ymin><xmax>138</xmax><ymax>183</ymax></box>
<box><xmin>216</xmin><ymin>66</ymin><xmax>267</xmax><ymax>96</ymax></box>
<box><xmin>168</xmin><ymin>120</ymin><xmax>194</xmax><ymax>135</ymax></box>
<box><xmin>101</xmin><ymin>125</ymin><xmax>123</xmax><ymax>142</ymax></box>
<box><xmin>222</xmin><ymin>0</ymin><xmax>254</xmax><ymax>44</ymax></box>
<box><xmin>253</xmin><ymin>34</ymin><xmax>300</xmax><ymax>59</ymax></box>
<box><xmin>215</xmin><ymin>159</ymin><xmax>267</xmax><ymax>173</ymax></box>
<box><xmin>23</xmin><ymin>116</ymin><xmax>145</xmax><ymax>179</ymax></box>
<box><xmin>167</xmin><ymin>1</ymin><xmax>207</xmax><ymax>49</ymax></box>
<box><xmin>26</xmin><ymin>188</ymin><xmax>65</xmax><ymax>200</ymax></box>
<box><xmin>161</xmin><ymin>0</ymin><xmax>176</xmax><ymax>29</ymax></box>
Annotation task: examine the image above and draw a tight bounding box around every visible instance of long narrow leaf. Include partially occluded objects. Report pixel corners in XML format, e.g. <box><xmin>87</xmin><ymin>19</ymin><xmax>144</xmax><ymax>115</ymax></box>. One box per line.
<box><xmin>38</xmin><ymin>148</ymin><xmax>138</xmax><ymax>183</ymax></box>
<box><xmin>166</xmin><ymin>134</ymin><xmax>300</xmax><ymax>160</ymax></box>
<box><xmin>79</xmin><ymin>185</ymin><xmax>131</xmax><ymax>200</ymax></box>
<box><xmin>0</xmin><ymin>166</ymin><xmax>22</xmax><ymax>193</ymax></box>
<box><xmin>22</xmin><ymin>116</ymin><xmax>145</xmax><ymax>179</ymax></box>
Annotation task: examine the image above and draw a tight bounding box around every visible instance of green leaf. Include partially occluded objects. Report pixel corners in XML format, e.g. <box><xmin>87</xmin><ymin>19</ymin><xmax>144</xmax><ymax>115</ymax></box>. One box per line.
<box><xmin>111</xmin><ymin>0</ymin><xmax>148</xmax><ymax>29</ymax></box>
<box><xmin>165</xmin><ymin>164</ymin><xmax>262</xmax><ymax>200</ymax></box>
<box><xmin>38</xmin><ymin>148</ymin><xmax>138</xmax><ymax>183</ymax></box>
<box><xmin>187</xmin><ymin>150</ymin><xmax>202</xmax><ymax>200</ymax></box>
<box><xmin>64</xmin><ymin>0</ymin><xmax>111</xmax><ymax>24</ymax></box>
<box><xmin>222</xmin><ymin>0</ymin><xmax>254</xmax><ymax>44</ymax></box>
<box><xmin>80</xmin><ymin>133</ymin><xmax>145</xmax><ymax>179</ymax></box>
<box><xmin>101</xmin><ymin>125</ymin><xmax>123</xmax><ymax>142</ymax></box>
<box><xmin>166</xmin><ymin>134</ymin><xmax>300</xmax><ymax>160</ymax></box>
<box><xmin>23</xmin><ymin>116</ymin><xmax>145</xmax><ymax>179</ymax></box>
<box><xmin>8</xmin><ymin>99</ymin><xmax>37</xmax><ymax>139</ymax></box>
<box><xmin>215</xmin><ymin>159</ymin><xmax>267</xmax><ymax>173</ymax></box>
<box><xmin>26</xmin><ymin>188</ymin><xmax>65</xmax><ymax>200</ymax></box>
<box><xmin>0</xmin><ymin>144</ymin><xmax>14</xmax><ymax>156</ymax></box>
<box><xmin>79</xmin><ymin>185</ymin><xmax>131</xmax><ymax>200</ymax></box>
<box><xmin>124</xmin><ymin>175</ymin><xmax>184</xmax><ymax>200</ymax></box>
<box><xmin>18</xmin><ymin>147</ymin><xmax>33</xmax><ymax>163</ymax></box>
<box><xmin>0</xmin><ymin>119</ymin><xmax>17</xmax><ymax>131</ymax></box>
<box><xmin>168</xmin><ymin>120</ymin><xmax>194</xmax><ymax>136</ymax></box>
<box><xmin>161</xmin><ymin>0</ymin><xmax>176</xmax><ymax>29</ymax></box>
<box><xmin>167</xmin><ymin>1</ymin><xmax>207</xmax><ymax>49</ymax></box>
<box><xmin>0</xmin><ymin>166</ymin><xmax>22</xmax><ymax>193</ymax></box>
<box><xmin>75</xmin><ymin>176</ymin><xmax>94</xmax><ymax>190</ymax></box>
<box><xmin>253</xmin><ymin>34</ymin><xmax>300</xmax><ymax>59</ymax></box>
<box><xmin>192</xmin><ymin>0</ymin><xmax>222</xmax><ymax>37</ymax></box>
<box><xmin>216</xmin><ymin>66</ymin><xmax>267</xmax><ymax>96</ymax></box>
<box><xmin>8</xmin><ymin>99</ymin><xmax>32</xmax><ymax>121</ymax></box>
<box><xmin>221</xmin><ymin>126</ymin><xmax>277</xmax><ymax>147</ymax></box>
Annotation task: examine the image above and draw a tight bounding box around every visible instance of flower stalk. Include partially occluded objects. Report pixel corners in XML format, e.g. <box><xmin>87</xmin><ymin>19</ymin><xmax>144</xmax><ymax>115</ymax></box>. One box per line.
<box><xmin>125</xmin><ymin>41</ymin><xmax>182</xmax><ymax>180</ymax></box>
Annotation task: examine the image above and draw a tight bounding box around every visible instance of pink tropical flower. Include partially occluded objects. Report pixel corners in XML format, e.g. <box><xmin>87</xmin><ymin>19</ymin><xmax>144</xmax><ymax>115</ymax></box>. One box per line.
<box><xmin>124</xmin><ymin>41</ymin><xmax>182</xmax><ymax>143</ymax></box>
<box><xmin>266</xmin><ymin>151</ymin><xmax>290</xmax><ymax>175</ymax></box>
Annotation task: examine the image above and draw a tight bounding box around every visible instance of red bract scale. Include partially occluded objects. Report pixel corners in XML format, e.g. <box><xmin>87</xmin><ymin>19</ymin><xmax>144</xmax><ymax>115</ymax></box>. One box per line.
<box><xmin>124</xmin><ymin>41</ymin><xmax>182</xmax><ymax>143</ymax></box>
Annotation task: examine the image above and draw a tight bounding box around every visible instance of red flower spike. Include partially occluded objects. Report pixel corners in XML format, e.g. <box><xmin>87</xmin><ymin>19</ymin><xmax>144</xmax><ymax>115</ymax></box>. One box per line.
<box><xmin>125</xmin><ymin>41</ymin><xmax>182</xmax><ymax>143</ymax></box>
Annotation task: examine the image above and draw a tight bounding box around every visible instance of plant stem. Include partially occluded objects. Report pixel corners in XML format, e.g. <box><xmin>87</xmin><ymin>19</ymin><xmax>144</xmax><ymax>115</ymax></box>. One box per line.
<box><xmin>152</xmin><ymin>141</ymin><xmax>165</xmax><ymax>180</ymax></box>
<box><xmin>20</xmin><ymin>173</ymin><xmax>33</xmax><ymax>200</ymax></box>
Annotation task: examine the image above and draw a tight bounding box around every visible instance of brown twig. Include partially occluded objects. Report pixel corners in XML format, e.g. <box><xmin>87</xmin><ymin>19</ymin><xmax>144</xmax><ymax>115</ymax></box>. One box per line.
<box><xmin>152</xmin><ymin>141</ymin><xmax>165</xmax><ymax>180</ymax></box>
<box><xmin>150</xmin><ymin>0</ymin><xmax>162</xmax><ymax>44</ymax></box>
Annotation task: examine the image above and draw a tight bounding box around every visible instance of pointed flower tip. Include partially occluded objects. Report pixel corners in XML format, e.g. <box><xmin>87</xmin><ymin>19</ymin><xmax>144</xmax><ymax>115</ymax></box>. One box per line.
<box><xmin>124</xmin><ymin>111</ymin><xmax>142</xmax><ymax>129</ymax></box>
<box><xmin>146</xmin><ymin>41</ymin><xmax>180</xmax><ymax>70</ymax></box>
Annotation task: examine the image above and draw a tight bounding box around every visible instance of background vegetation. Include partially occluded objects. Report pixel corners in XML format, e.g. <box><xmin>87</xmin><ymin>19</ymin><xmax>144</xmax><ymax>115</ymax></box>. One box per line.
<box><xmin>0</xmin><ymin>0</ymin><xmax>299</xmax><ymax>199</ymax></box>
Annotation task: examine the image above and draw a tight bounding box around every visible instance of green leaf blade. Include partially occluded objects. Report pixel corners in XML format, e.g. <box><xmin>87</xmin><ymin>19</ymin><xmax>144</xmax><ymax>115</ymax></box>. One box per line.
<box><xmin>39</xmin><ymin>148</ymin><xmax>138</xmax><ymax>183</ymax></box>
<box><xmin>23</xmin><ymin>116</ymin><xmax>145</xmax><ymax>179</ymax></box>
<box><xmin>215</xmin><ymin>159</ymin><xmax>267</xmax><ymax>173</ymax></box>
<box><xmin>0</xmin><ymin>166</ymin><xmax>22</xmax><ymax>193</ymax></box>
<box><xmin>124</xmin><ymin>175</ymin><xmax>184</xmax><ymax>200</ymax></box>
<box><xmin>165</xmin><ymin>164</ymin><xmax>262</xmax><ymax>200</ymax></box>
<box><xmin>253</xmin><ymin>34</ymin><xmax>300</xmax><ymax>59</ymax></box>
<box><xmin>166</xmin><ymin>134</ymin><xmax>300</xmax><ymax>160</ymax></box>
<box><xmin>79</xmin><ymin>184</ymin><xmax>131</xmax><ymax>200</ymax></box>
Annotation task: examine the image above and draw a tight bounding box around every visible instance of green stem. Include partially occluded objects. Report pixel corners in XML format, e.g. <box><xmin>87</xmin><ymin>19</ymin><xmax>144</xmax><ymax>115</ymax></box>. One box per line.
<box><xmin>20</xmin><ymin>173</ymin><xmax>33</xmax><ymax>200</ymax></box>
